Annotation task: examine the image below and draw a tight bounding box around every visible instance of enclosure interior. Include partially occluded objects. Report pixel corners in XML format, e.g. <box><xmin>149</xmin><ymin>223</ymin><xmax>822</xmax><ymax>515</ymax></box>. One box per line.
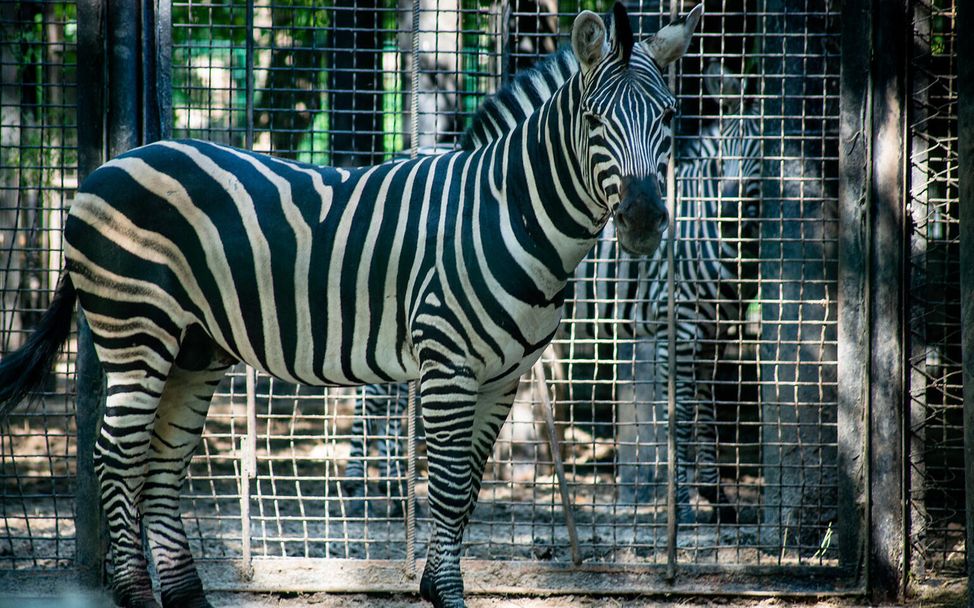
<box><xmin>0</xmin><ymin>0</ymin><xmax>965</xmax><ymax>592</ymax></box>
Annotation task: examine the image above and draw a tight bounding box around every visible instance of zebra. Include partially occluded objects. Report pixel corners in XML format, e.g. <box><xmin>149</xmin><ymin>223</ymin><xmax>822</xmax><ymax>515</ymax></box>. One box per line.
<box><xmin>0</xmin><ymin>4</ymin><xmax>702</xmax><ymax>607</ymax></box>
<box><xmin>344</xmin><ymin>62</ymin><xmax>761</xmax><ymax>526</ymax></box>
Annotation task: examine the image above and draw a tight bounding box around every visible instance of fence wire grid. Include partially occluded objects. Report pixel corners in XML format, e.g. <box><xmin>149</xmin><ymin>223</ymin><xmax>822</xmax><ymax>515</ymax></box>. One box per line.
<box><xmin>169</xmin><ymin>0</ymin><xmax>842</xmax><ymax>573</ymax></box>
<box><xmin>907</xmin><ymin>0</ymin><xmax>964</xmax><ymax>582</ymax></box>
<box><xmin>0</xmin><ymin>0</ymin><xmax>78</xmax><ymax>573</ymax></box>
<box><xmin>0</xmin><ymin>0</ymin><xmax>966</xmax><ymax>596</ymax></box>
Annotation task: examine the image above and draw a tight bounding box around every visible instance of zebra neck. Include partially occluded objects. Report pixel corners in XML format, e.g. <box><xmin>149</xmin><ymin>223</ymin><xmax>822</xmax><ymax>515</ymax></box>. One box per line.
<box><xmin>489</xmin><ymin>78</ymin><xmax>606</xmax><ymax>288</ymax></box>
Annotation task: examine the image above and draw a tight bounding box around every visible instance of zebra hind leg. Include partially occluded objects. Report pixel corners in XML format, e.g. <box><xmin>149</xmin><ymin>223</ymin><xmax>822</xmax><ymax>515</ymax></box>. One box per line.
<box><xmin>92</xmin><ymin>349</ymin><xmax>173</xmax><ymax>607</ymax></box>
<box><xmin>378</xmin><ymin>390</ymin><xmax>406</xmax><ymax>518</ymax></box>
<box><xmin>341</xmin><ymin>394</ymin><xmax>371</xmax><ymax>517</ymax></box>
<box><xmin>143</xmin><ymin>335</ymin><xmax>233</xmax><ymax>608</ymax></box>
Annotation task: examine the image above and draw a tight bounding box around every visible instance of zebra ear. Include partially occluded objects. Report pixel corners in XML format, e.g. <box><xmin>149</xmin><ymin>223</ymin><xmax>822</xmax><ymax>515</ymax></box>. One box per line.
<box><xmin>704</xmin><ymin>61</ymin><xmax>744</xmax><ymax>111</ymax></box>
<box><xmin>610</xmin><ymin>2</ymin><xmax>635</xmax><ymax>64</ymax></box>
<box><xmin>643</xmin><ymin>3</ymin><xmax>703</xmax><ymax>68</ymax></box>
<box><xmin>572</xmin><ymin>10</ymin><xmax>609</xmax><ymax>74</ymax></box>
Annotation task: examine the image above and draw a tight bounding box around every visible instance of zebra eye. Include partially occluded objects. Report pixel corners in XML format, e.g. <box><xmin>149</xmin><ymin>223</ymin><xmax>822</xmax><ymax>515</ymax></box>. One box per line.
<box><xmin>583</xmin><ymin>111</ymin><xmax>605</xmax><ymax>129</ymax></box>
<box><xmin>660</xmin><ymin>106</ymin><xmax>678</xmax><ymax>123</ymax></box>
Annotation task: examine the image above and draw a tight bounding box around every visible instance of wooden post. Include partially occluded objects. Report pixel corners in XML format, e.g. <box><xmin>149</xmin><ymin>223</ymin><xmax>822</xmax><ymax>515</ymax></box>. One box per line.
<box><xmin>956</xmin><ymin>0</ymin><xmax>974</xmax><ymax>604</ymax></box>
<box><xmin>75</xmin><ymin>0</ymin><xmax>107</xmax><ymax>591</ymax></box>
<box><xmin>867</xmin><ymin>0</ymin><xmax>908</xmax><ymax>600</ymax></box>
<box><xmin>837</xmin><ymin>0</ymin><xmax>870</xmax><ymax>580</ymax></box>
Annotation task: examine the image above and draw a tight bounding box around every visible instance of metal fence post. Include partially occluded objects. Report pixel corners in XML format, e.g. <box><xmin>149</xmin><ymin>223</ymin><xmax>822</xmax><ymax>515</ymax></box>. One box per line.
<box><xmin>76</xmin><ymin>0</ymin><xmax>107</xmax><ymax>591</ymax></box>
<box><xmin>956</xmin><ymin>0</ymin><xmax>974</xmax><ymax>602</ymax></box>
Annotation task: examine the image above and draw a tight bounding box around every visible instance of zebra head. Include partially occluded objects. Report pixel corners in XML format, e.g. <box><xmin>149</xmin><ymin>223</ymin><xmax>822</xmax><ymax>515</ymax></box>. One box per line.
<box><xmin>571</xmin><ymin>2</ymin><xmax>703</xmax><ymax>255</ymax></box>
<box><xmin>701</xmin><ymin>61</ymin><xmax>763</xmax><ymax>224</ymax></box>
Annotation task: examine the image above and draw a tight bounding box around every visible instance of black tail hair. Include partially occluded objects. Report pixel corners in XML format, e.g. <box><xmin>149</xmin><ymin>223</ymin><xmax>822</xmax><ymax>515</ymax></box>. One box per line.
<box><xmin>0</xmin><ymin>275</ymin><xmax>77</xmax><ymax>417</ymax></box>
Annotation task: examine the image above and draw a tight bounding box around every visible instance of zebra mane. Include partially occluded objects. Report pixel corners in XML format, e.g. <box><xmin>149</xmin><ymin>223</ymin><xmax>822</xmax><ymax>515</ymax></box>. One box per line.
<box><xmin>460</xmin><ymin>48</ymin><xmax>579</xmax><ymax>151</ymax></box>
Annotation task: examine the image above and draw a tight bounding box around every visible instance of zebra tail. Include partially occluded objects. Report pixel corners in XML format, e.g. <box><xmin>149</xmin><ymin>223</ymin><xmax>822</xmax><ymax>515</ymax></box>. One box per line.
<box><xmin>0</xmin><ymin>274</ymin><xmax>77</xmax><ymax>417</ymax></box>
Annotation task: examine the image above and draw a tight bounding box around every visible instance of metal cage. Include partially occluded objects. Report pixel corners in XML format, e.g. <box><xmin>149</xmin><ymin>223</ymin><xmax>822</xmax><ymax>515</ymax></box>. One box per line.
<box><xmin>0</xmin><ymin>0</ymin><xmax>968</xmax><ymax>599</ymax></box>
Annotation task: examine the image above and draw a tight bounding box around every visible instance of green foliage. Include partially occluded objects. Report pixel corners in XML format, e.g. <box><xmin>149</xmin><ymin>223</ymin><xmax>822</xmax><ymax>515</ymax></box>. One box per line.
<box><xmin>173</xmin><ymin>0</ymin><xmax>405</xmax><ymax>160</ymax></box>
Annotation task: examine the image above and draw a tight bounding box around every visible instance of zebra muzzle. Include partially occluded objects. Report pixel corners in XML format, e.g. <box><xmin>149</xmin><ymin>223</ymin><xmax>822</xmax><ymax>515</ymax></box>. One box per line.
<box><xmin>615</xmin><ymin>176</ymin><xmax>668</xmax><ymax>255</ymax></box>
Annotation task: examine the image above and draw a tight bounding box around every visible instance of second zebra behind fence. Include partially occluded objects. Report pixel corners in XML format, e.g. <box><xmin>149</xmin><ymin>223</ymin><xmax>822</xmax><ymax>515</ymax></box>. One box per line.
<box><xmin>343</xmin><ymin>62</ymin><xmax>762</xmax><ymax>527</ymax></box>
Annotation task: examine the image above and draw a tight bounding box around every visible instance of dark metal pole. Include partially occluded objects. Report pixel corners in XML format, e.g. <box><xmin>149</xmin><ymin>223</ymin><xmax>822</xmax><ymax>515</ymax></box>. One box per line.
<box><xmin>155</xmin><ymin>0</ymin><xmax>173</xmax><ymax>140</ymax></box>
<box><xmin>108</xmin><ymin>0</ymin><xmax>140</xmax><ymax>155</ymax></box>
<box><xmin>837</xmin><ymin>0</ymin><xmax>871</xmax><ymax>581</ymax></box>
<box><xmin>867</xmin><ymin>0</ymin><xmax>908</xmax><ymax>599</ymax></box>
<box><xmin>76</xmin><ymin>0</ymin><xmax>107</xmax><ymax>591</ymax></box>
<box><xmin>245</xmin><ymin>1</ymin><xmax>254</xmax><ymax>150</ymax></box>
<box><xmin>956</xmin><ymin>0</ymin><xmax>974</xmax><ymax>604</ymax></box>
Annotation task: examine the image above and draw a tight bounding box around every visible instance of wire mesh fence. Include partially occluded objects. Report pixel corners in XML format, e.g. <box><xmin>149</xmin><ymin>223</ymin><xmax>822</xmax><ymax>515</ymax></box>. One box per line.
<box><xmin>906</xmin><ymin>0</ymin><xmax>965</xmax><ymax>582</ymax></box>
<box><xmin>167</xmin><ymin>0</ymin><xmax>843</xmax><ymax>577</ymax></box>
<box><xmin>0</xmin><ymin>0</ymin><xmax>966</xmax><ymax>596</ymax></box>
<box><xmin>0</xmin><ymin>0</ymin><xmax>78</xmax><ymax>573</ymax></box>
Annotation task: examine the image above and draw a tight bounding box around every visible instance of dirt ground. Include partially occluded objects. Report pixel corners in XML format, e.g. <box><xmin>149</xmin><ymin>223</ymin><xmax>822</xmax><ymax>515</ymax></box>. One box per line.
<box><xmin>0</xmin><ymin>595</ymin><xmax>922</xmax><ymax>608</ymax></box>
<box><xmin>208</xmin><ymin>589</ymin><xmax>971</xmax><ymax>608</ymax></box>
<box><xmin>0</xmin><ymin>579</ymin><xmax>968</xmax><ymax>608</ymax></box>
<box><xmin>202</xmin><ymin>587</ymin><xmax>969</xmax><ymax>608</ymax></box>
<box><xmin>204</xmin><ymin>595</ymin><xmax>846</xmax><ymax>608</ymax></box>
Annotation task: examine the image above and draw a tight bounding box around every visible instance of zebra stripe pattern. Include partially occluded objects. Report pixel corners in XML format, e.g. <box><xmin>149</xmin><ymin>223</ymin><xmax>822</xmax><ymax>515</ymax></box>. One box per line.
<box><xmin>0</xmin><ymin>4</ymin><xmax>702</xmax><ymax>607</ymax></box>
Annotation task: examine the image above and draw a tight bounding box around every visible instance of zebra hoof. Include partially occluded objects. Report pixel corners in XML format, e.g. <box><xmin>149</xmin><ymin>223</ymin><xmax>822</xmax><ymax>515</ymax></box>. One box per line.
<box><xmin>112</xmin><ymin>591</ymin><xmax>161</xmax><ymax>608</ymax></box>
<box><xmin>420</xmin><ymin>570</ymin><xmax>466</xmax><ymax>608</ymax></box>
<box><xmin>715</xmin><ymin>503</ymin><xmax>738</xmax><ymax>525</ymax></box>
<box><xmin>162</xmin><ymin>588</ymin><xmax>213</xmax><ymax>608</ymax></box>
<box><xmin>342</xmin><ymin>481</ymin><xmax>367</xmax><ymax>517</ymax></box>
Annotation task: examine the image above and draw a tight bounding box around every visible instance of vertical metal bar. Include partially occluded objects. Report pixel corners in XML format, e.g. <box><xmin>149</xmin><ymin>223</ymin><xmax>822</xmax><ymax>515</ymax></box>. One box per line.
<box><xmin>403</xmin><ymin>0</ymin><xmax>422</xmax><ymax>575</ymax></box>
<box><xmin>155</xmin><ymin>0</ymin><xmax>173</xmax><ymax>140</ymax></box>
<box><xmin>837</xmin><ymin>0</ymin><xmax>871</xmax><ymax>580</ymax></box>
<box><xmin>405</xmin><ymin>380</ymin><xmax>417</xmax><ymax>576</ymax></box>
<box><xmin>409</xmin><ymin>0</ymin><xmax>420</xmax><ymax>158</ymax></box>
<box><xmin>532</xmin><ymin>361</ymin><xmax>580</xmax><ymax>566</ymax></box>
<box><xmin>241</xmin><ymin>367</ymin><xmax>258</xmax><ymax>576</ymax></box>
<box><xmin>245</xmin><ymin>1</ymin><xmax>254</xmax><ymax>150</ymax></box>
<box><xmin>76</xmin><ymin>0</ymin><xmax>107</xmax><ymax>591</ymax></box>
<box><xmin>76</xmin><ymin>314</ymin><xmax>106</xmax><ymax>590</ymax></box>
<box><xmin>108</xmin><ymin>0</ymin><xmax>140</xmax><ymax>155</ymax></box>
<box><xmin>955</xmin><ymin>0</ymin><xmax>974</xmax><ymax>601</ymax></box>
<box><xmin>868</xmin><ymin>0</ymin><xmax>908</xmax><ymax>599</ymax></box>
<box><xmin>141</xmin><ymin>0</ymin><xmax>159</xmax><ymax>144</ymax></box>
<box><xmin>664</xmin><ymin>0</ymin><xmax>678</xmax><ymax>584</ymax></box>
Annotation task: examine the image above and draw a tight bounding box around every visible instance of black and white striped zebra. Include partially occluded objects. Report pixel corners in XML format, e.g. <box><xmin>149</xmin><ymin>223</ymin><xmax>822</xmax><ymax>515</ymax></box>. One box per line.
<box><xmin>0</xmin><ymin>4</ymin><xmax>701</xmax><ymax>607</ymax></box>
<box><xmin>344</xmin><ymin>63</ymin><xmax>761</xmax><ymax>526</ymax></box>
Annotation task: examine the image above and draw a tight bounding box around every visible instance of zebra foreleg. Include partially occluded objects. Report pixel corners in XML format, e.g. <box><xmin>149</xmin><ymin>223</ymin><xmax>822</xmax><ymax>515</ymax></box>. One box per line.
<box><xmin>690</xmin><ymin>389</ymin><xmax>736</xmax><ymax>525</ymax></box>
<box><xmin>143</xmin><ymin>361</ymin><xmax>231</xmax><ymax>608</ymax></box>
<box><xmin>419</xmin><ymin>381</ymin><xmax>518</xmax><ymax>608</ymax></box>
<box><xmin>417</xmin><ymin>367</ymin><xmax>479</xmax><ymax>608</ymax></box>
